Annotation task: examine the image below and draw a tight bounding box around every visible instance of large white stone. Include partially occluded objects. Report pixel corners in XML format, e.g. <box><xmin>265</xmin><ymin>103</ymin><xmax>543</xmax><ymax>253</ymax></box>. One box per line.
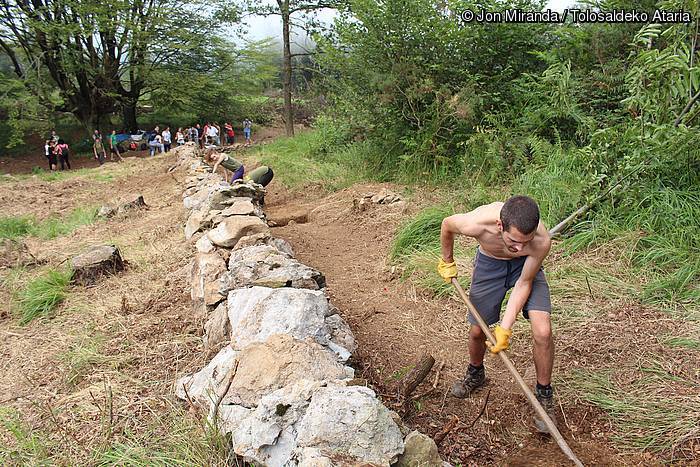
<box><xmin>229</xmin><ymin>379</ymin><xmax>327</xmax><ymax>465</ymax></box>
<box><xmin>293</xmin><ymin>385</ymin><xmax>405</xmax><ymax>466</ymax></box>
<box><xmin>175</xmin><ymin>345</ymin><xmax>238</xmax><ymax>407</ymax></box>
<box><xmin>226</xmin><ymin>287</ymin><xmax>354</xmax><ymax>361</ymax></box>
<box><xmin>221</xmin><ymin>334</ymin><xmax>353</xmax><ymax>408</ymax></box>
<box><xmin>190</xmin><ymin>251</ymin><xmax>227</xmax><ymax>309</ymax></box>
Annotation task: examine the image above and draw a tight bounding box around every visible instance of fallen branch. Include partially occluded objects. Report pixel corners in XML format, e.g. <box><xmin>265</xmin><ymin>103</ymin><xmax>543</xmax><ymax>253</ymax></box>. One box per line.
<box><xmin>468</xmin><ymin>388</ymin><xmax>490</xmax><ymax>428</ymax></box>
<box><xmin>411</xmin><ymin>361</ymin><xmax>444</xmax><ymax>401</ymax></box>
<box><xmin>399</xmin><ymin>353</ymin><xmax>435</xmax><ymax>400</ymax></box>
<box><xmin>434</xmin><ymin>414</ymin><xmax>459</xmax><ymax>445</ymax></box>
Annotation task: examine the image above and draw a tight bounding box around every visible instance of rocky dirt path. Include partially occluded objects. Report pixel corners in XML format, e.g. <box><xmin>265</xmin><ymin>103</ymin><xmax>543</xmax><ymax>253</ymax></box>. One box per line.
<box><xmin>265</xmin><ymin>183</ymin><xmax>638</xmax><ymax>466</ymax></box>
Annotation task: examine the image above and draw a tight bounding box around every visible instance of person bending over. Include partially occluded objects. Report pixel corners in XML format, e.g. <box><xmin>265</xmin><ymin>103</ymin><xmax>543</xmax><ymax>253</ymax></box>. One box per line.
<box><xmin>438</xmin><ymin>195</ymin><xmax>556</xmax><ymax>433</ymax></box>
<box><xmin>206</xmin><ymin>149</ymin><xmax>244</xmax><ymax>183</ymax></box>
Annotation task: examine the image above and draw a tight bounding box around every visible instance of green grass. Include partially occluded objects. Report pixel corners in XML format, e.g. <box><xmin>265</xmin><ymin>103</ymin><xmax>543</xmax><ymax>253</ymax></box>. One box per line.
<box><xmin>568</xmin><ymin>367</ymin><xmax>700</xmax><ymax>456</ymax></box>
<box><xmin>390</xmin><ymin>205</ymin><xmax>454</xmax><ymax>260</ymax></box>
<box><xmin>34</xmin><ymin>206</ymin><xmax>98</xmax><ymax>239</ymax></box>
<box><xmin>252</xmin><ymin>130</ymin><xmax>375</xmax><ymax>190</ymax></box>
<box><xmin>16</xmin><ymin>268</ymin><xmax>72</xmax><ymax>324</ymax></box>
<box><xmin>0</xmin><ymin>407</ymin><xmax>53</xmax><ymax>465</ymax></box>
<box><xmin>59</xmin><ymin>333</ymin><xmax>109</xmax><ymax>386</ymax></box>
<box><xmin>0</xmin><ymin>405</ymin><xmax>231</xmax><ymax>466</ymax></box>
<box><xmin>0</xmin><ymin>216</ymin><xmax>34</xmax><ymax>239</ymax></box>
<box><xmin>94</xmin><ymin>414</ymin><xmax>230</xmax><ymax>466</ymax></box>
<box><xmin>659</xmin><ymin>335</ymin><xmax>700</xmax><ymax>349</ymax></box>
<box><xmin>0</xmin><ymin>206</ymin><xmax>98</xmax><ymax>241</ymax></box>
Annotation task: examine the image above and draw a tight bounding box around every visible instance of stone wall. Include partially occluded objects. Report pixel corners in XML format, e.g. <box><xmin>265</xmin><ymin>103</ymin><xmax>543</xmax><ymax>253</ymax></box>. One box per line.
<box><xmin>172</xmin><ymin>144</ymin><xmax>445</xmax><ymax>467</ymax></box>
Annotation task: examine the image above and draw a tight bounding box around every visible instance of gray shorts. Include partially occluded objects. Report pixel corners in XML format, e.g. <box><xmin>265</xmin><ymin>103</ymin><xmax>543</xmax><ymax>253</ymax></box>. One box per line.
<box><xmin>468</xmin><ymin>248</ymin><xmax>551</xmax><ymax>326</ymax></box>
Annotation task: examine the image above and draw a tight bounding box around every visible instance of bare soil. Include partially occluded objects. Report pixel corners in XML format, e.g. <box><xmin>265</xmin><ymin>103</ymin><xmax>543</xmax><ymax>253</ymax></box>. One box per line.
<box><xmin>265</xmin><ymin>183</ymin><xmax>658</xmax><ymax>466</ymax></box>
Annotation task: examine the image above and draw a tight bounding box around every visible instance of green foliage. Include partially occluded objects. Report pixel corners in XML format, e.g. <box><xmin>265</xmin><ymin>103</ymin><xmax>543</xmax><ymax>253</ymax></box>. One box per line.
<box><xmin>253</xmin><ymin>128</ymin><xmax>375</xmax><ymax>190</ymax></box>
<box><xmin>16</xmin><ymin>268</ymin><xmax>73</xmax><ymax>324</ymax></box>
<box><xmin>390</xmin><ymin>205</ymin><xmax>453</xmax><ymax>260</ymax></box>
<box><xmin>0</xmin><ymin>216</ymin><xmax>34</xmax><ymax>239</ymax></box>
<box><xmin>0</xmin><ymin>407</ymin><xmax>52</xmax><ymax>464</ymax></box>
<box><xmin>571</xmin><ymin>367</ymin><xmax>699</xmax><ymax>455</ymax></box>
<box><xmin>0</xmin><ymin>207</ymin><xmax>97</xmax><ymax>241</ymax></box>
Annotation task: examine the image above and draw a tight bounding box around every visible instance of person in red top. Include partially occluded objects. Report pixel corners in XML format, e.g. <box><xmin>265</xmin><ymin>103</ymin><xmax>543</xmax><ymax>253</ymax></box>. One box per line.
<box><xmin>224</xmin><ymin>122</ymin><xmax>235</xmax><ymax>145</ymax></box>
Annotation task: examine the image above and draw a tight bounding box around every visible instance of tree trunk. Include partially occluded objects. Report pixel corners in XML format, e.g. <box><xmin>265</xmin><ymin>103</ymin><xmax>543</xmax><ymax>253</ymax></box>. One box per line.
<box><xmin>122</xmin><ymin>101</ymin><xmax>138</xmax><ymax>133</ymax></box>
<box><xmin>280</xmin><ymin>0</ymin><xmax>295</xmax><ymax>136</ymax></box>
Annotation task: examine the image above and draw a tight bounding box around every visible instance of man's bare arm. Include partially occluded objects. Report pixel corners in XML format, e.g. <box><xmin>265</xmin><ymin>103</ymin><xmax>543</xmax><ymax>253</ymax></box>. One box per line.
<box><xmin>440</xmin><ymin>213</ymin><xmax>482</xmax><ymax>262</ymax></box>
<box><xmin>501</xmin><ymin>236</ymin><xmax>551</xmax><ymax>329</ymax></box>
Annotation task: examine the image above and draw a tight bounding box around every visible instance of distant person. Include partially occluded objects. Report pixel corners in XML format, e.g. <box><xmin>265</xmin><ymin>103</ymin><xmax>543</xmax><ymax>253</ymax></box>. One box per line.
<box><xmin>50</xmin><ymin>130</ymin><xmax>60</xmax><ymax>144</ymax></box>
<box><xmin>224</xmin><ymin>122</ymin><xmax>234</xmax><ymax>144</ymax></box>
<box><xmin>148</xmin><ymin>131</ymin><xmax>164</xmax><ymax>156</ymax></box>
<box><xmin>206</xmin><ymin>123</ymin><xmax>219</xmax><ymax>146</ymax></box>
<box><xmin>109</xmin><ymin>130</ymin><xmax>125</xmax><ymax>162</ymax></box>
<box><xmin>93</xmin><ymin>135</ymin><xmax>106</xmax><ymax>165</ymax></box>
<box><xmin>176</xmin><ymin>127</ymin><xmax>185</xmax><ymax>146</ymax></box>
<box><xmin>162</xmin><ymin>127</ymin><xmax>172</xmax><ymax>152</ymax></box>
<box><xmin>196</xmin><ymin>123</ymin><xmax>203</xmax><ymax>148</ymax></box>
<box><xmin>189</xmin><ymin>125</ymin><xmax>199</xmax><ymax>145</ymax></box>
<box><xmin>56</xmin><ymin>138</ymin><xmax>71</xmax><ymax>170</ymax></box>
<box><xmin>92</xmin><ymin>129</ymin><xmax>101</xmax><ymax>142</ymax></box>
<box><xmin>243</xmin><ymin>119</ymin><xmax>252</xmax><ymax>145</ymax></box>
<box><xmin>45</xmin><ymin>140</ymin><xmax>57</xmax><ymax>171</ymax></box>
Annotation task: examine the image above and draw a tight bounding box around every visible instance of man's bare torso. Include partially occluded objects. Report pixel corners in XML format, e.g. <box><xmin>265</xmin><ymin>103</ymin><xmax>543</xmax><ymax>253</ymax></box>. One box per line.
<box><xmin>468</xmin><ymin>202</ymin><xmax>549</xmax><ymax>260</ymax></box>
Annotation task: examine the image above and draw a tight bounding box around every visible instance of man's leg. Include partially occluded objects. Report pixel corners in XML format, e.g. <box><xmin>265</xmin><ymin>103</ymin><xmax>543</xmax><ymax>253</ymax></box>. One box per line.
<box><xmin>530</xmin><ymin>310</ymin><xmax>553</xmax><ymax>386</ymax></box>
<box><xmin>529</xmin><ymin>309</ymin><xmax>558</xmax><ymax>432</ymax></box>
<box><xmin>468</xmin><ymin>324</ymin><xmax>487</xmax><ymax>366</ymax></box>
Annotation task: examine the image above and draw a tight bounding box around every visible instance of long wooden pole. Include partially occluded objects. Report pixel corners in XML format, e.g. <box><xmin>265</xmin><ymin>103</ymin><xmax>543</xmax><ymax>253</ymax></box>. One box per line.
<box><xmin>450</xmin><ymin>278</ymin><xmax>584</xmax><ymax>467</ymax></box>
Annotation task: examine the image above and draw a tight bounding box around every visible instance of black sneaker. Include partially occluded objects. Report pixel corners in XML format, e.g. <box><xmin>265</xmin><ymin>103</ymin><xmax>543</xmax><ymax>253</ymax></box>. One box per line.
<box><xmin>534</xmin><ymin>385</ymin><xmax>559</xmax><ymax>433</ymax></box>
<box><xmin>450</xmin><ymin>365</ymin><xmax>486</xmax><ymax>399</ymax></box>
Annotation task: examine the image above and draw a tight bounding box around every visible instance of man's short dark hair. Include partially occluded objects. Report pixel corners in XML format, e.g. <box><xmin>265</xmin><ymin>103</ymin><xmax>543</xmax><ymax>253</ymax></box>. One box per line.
<box><xmin>500</xmin><ymin>195</ymin><xmax>540</xmax><ymax>234</ymax></box>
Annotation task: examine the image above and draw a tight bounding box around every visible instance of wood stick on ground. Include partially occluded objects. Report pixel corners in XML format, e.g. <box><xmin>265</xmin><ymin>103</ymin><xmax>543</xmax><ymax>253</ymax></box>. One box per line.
<box><xmin>400</xmin><ymin>352</ymin><xmax>435</xmax><ymax>400</ymax></box>
<box><xmin>434</xmin><ymin>414</ymin><xmax>459</xmax><ymax>445</ymax></box>
<box><xmin>411</xmin><ymin>361</ymin><xmax>445</xmax><ymax>401</ymax></box>
<box><xmin>212</xmin><ymin>360</ymin><xmax>239</xmax><ymax>423</ymax></box>
<box><xmin>469</xmin><ymin>388</ymin><xmax>491</xmax><ymax>428</ymax></box>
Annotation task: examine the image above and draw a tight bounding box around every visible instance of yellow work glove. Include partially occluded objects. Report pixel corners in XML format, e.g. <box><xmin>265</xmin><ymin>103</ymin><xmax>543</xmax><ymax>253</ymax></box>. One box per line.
<box><xmin>488</xmin><ymin>325</ymin><xmax>512</xmax><ymax>353</ymax></box>
<box><xmin>437</xmin><ymin>258</ymin><xmax>457</xmax><ymax>284</ymax></box>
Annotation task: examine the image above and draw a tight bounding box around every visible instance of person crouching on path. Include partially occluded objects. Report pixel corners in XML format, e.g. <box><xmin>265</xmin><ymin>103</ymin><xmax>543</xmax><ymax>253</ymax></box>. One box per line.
<box><xmin>205</xmin><ymin>149</ymin><xmax>244</xmax><ymax>183</ymax></box>
<box><xmin>109</xmin><ymin>130</ymin><xmax>125</xmax><ymax>162</ymax></box>
<box><xmin>438</xmin><ymin>195</ymin><xmax>557</xmax><ymax>433</ymax></box>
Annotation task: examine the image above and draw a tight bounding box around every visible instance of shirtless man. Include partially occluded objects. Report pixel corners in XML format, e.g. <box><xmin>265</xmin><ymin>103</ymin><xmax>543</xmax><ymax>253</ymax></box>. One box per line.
<box><xmin>438</xmin><ymin>195</ymin><xmax>556</xmax><ymax>432</ymax></box>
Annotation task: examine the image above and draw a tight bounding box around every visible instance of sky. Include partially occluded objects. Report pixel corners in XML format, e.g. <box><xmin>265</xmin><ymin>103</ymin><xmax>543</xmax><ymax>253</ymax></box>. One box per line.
<box><xmin>244</xmin><ymin>1</ymin><xmax>576</xmax><ymax>42</ymax></box>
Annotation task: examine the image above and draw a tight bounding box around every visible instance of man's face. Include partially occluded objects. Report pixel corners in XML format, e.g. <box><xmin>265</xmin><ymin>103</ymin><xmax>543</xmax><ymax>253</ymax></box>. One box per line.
<box><xmin>497</xmin><ymin>221</ymin><xmax>535</xmax><ymax>253</ymax></box>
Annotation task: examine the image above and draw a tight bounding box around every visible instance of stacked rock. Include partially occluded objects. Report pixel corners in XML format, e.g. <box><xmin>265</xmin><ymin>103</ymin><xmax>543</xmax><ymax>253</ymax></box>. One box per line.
<box><xmin>171</xmin><ymin>143</ymin><xmax>445</xmax><ymax>467</ymax></box>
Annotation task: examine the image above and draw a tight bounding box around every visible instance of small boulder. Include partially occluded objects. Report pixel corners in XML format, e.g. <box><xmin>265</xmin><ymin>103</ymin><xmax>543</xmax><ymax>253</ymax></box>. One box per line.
<box><xmin>208</xmin><ymin>216</ymin><xmax>268</xmax><ymax>248</ymax></box>
<box><xmin>71</xmin><ymin>245</ymin><xmax>125</xmax><ymax>286</ymax></box>
<box><xmin>203</xmin><ymin>302</ymin><xmax>230</xmax><ymax>351</ymax></box>
<box><xmin>396</xmin><ymin>431</ymin><xmax>442</xmax><ymax>467</ymax></box>
<box><xmin>175</xmin><ymin>345</ymin><xmax>238</xmax><ymax>407</ymax></box>
<box><xmin>220</xmin><ymin>245</ymin><xmax>324</xmax><ymax>292</ymax></box>
<box><xmin>190</xmin><ymin>252</ymin><xmax>227</xmax><ymax>310</ymax></box>
<box><xmin>233</xmin><ymin>232</ymin><xmax>295</xmax><ymax>257</ymax></box>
